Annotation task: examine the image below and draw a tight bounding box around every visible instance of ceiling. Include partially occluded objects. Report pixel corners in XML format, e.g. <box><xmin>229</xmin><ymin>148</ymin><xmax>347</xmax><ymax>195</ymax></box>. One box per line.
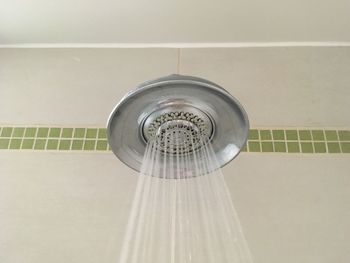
<box><xmin>1</xmin><ymin>0</ymin><xmax>350</xmax><ymax>45</ymax></box>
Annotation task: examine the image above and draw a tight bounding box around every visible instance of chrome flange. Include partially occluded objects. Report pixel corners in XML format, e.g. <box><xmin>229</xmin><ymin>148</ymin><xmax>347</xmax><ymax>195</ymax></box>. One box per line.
<box><xmin>107</xmin><ymin>74</ymin><xmax>249</xmax><ymax>174</ymax></box>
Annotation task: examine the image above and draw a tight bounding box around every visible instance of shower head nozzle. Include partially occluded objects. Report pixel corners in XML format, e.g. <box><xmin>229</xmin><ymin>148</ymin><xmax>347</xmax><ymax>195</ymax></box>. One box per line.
<box><xmin>142</xmin><ymin>106</ymin><xmax>213</xmax><ymax>155</ymax></box>
<box><xmin>107</xmin><ymin>74</ymin><xmax>249</xmax><ymax>173</ymax></box>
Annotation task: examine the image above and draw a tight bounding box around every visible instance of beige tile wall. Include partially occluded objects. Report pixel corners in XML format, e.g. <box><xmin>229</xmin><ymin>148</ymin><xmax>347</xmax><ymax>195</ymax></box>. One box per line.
<box><xmin>180</xmin><ymin>47</ymin><xmax>350</xmax><ymax>128</ymax></box>
<box><xmin>0</xmin><ymin>152</ymin><xmax>349</xmax><ymax>263</ymax></box>
<box><xmin>0</xmin><ymin>47</ymin><xmax>349</xmax><ymax>263</ymax></box>
<box><xmin>1</xmin><ymin>47</ymin><xmax>350</xmax><ymax>127</ymax></box>
<box><xmin>0</xmin><ymin>48</ymin><xmax>178</xmax><ymax>125</ymax></box>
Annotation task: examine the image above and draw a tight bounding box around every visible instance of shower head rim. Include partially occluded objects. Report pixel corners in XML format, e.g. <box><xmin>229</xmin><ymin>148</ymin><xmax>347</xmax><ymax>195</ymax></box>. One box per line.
<box><xmin>107</xmin><ymin>74</ymin><xmax>249</xmax><ymax>174</ymax></box>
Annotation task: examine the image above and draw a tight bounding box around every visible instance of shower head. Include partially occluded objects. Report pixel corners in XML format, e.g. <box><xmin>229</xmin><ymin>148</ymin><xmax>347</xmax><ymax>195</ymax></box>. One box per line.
<box><xmin>107</xmin><ymin>74</ymin><xmax>249</xmax><ymax>173</ymax></box>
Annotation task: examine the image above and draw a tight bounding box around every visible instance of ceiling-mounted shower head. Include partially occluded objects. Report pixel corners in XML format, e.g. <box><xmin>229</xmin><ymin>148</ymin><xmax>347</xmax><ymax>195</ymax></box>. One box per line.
<box><xmin>107</xmin><ymin>74</ymin><xmax>249</xmax><ymax>174</ymax></box>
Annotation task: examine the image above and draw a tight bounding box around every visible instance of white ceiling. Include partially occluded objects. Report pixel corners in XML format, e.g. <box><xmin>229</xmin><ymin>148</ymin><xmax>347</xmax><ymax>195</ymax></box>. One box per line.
<box><xmin>1</xmin><ymin>0</ymin><xmax>350</xmax><ymax>45</ymax></box>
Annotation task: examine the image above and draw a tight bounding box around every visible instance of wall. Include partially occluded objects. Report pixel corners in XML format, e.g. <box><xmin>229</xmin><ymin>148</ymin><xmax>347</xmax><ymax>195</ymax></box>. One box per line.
<box><xmin>0</xmin><ymin>47</ymin><xmax>349</xmax><ymax>263</ymax></box>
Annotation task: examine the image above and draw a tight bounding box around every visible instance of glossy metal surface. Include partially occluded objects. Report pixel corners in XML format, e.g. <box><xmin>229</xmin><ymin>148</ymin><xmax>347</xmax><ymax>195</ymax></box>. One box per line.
<box><xmin>107</xmin><ymin>74</ymin><xmax>249</xmax><ymax>173</ymax></box>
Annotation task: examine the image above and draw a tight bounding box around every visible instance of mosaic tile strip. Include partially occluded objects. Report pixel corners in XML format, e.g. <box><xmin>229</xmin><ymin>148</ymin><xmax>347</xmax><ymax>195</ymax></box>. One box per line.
<box><xmin>0</xmin><ymin>127</ymin><xmax>109</xmax><ymax>151</ymax></box>
<box><xmin>243</xmin><ymin>129</ymin><xmax>350</xmax><ymax>153</ymax></box>
<box><xmin>0</xmin><ymin>127</ymin><xmax>349</xmax><ymax>153</ymax></box>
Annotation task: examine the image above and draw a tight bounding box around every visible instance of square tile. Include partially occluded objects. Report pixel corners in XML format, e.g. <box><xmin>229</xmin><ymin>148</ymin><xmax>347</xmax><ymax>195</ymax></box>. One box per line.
<box><xmin>86</xmin><ymin>129</ymin><xmax>97</xmax><ymax>138</ymax></box>
<box><xmin>96</xmin><ymin>140</ymin><xmax>108</xmax><ymax>151</ymax></box>
<box><xmin>248</xmin><ymin>141</ymin><xmax>260</xmax><ymax>152</ymax></box>
<box><xmin>98</xmin><ymin>128</ymin><xmax>107</xmax><ymax>139</ymax></box>
<box><xmin>0</xmin><ymin>139</ymin><xmax>10</xmax><ymax>149</ymax></box>
<box><xmin>274</xmin><ymin>142</ymin><xmax>286</xmax><ymax>152</ymax></box>
<box><xmin>24</xmin><ymin>128</ymin><xmax>37</xmax><ymax>137</ymax></box>
<box><xmin>71</xmin><ymin>140</ymin><xmax>84</xmax><ymax>150</ymax></box>
<box><xmin>300</xmin><ymin>142</ymin><xmax>313</xmax><ymax>153</ymax></box>
<box><xmin>74</xmin><ymin>128</ymin><xmax>85</xmax><ymax>138</ymax></box>
<box><xmin>1</xmin><ymin>127</ymin><xmax>13</xmax><ymax>137</ymax></box>
<box><xmin>325</xmin><ymin>130</ymin><xmax>338</xmax><ymax>141</ymax></box>
<box><xmin>311</xmin><ymin>130</ymin><xmax>325</xmax><ymax>141</ymax></box>
<box><xmin>61</xmin><ymin>128</ymin><xmax>73</xmax><ymax>138</ymax></box>
<box><xmin>248</xmin><ymin>130</ymin><xmax>259</xmax><ymax>140</ymax></box>
<box><xmin>241</xmin><ymin>143</ymin><xmax>247</xmax><ymax>152</ymax></box>
<box><xmin>180</xmin><ymin>48</ymin><xmax>350</xmax><ymax>128</ymax></box>
<box><xmin>259</xmin><ymin>130</ymin><xmax>272</xmax><ymax>140</ymax></box>
<box><xmin>287</xmin><ymin>142</ymin><xmax>300</xmax><ymax>153</ymax></box>
<box><xmin>59</xmin><ymin>139</ymin><xmax>71</xmax><ymax>150</ymax></box>
<box><xmin>314</xmin><ymin>142</ymin><xmax>327</xmax><ymax>153</ymax></box>
<box><xmin>83</xmin><ymin>140</ymin><xmax>96</xmax><ymax>150</ymax></box>
<box><xmin>34</xmin><ymin>139</ymin><xmax>46</xmax><ymax>150</ymax></box>
<box><xmin>299</xmin><ymin>130</ymin><xmax>312</xmax><ymax>140</ymax></box>
<box><xmin>340</xmin><ymin>142</ymin><xmax>350</xmax><ymax>153</ymax></box>
<box><xmin>1</xmin><ymin>49</ymin><xmax>178</xmax><ymax>125</ymax></box>
<box><xmin>338</xmin><ymin>130</ymin><xmax>350</xmax><ymax>141</ymax></box>
<box><xmin>327</xmin><ymin>142</ymin><xmax>341</xmax><ymax>153</ymax></box>
<box><xmin>46</xmin><ymin>139</ymin><xmax>59</xmax><ymax>150</ymax></box>
<box><xmin>12</xmin><ymin>127</ymin><xmax>25</xmax><ymax>137</ymax></box>
<box><xmin>9</xmin><ymin>139</ymin><xmax>22</xmax><ymax>149</ymax></box>
<box><xmin>261</xmin><ymin>142</ymin><xmax>273</xmax><ymax>152</ymax></box>
<box><xmin>285</xmin><ymin>130</ymin><xmax>298</xmax><ymax>140</ymax></box>
<box><xmin>22</xmin><ymin>139</ymin><xmax>35</xmax><ymax>149</ymax></box>
<box><xmin>49</xmin><ymin>128</ymin><xmax>61</xmax><ymax>138</ymax></box>
<box><xmin>37</xmin><ymin>128</ymin><xmax>49</xmax><ymax>138</ymax></box>
<box><xmin>272</xmin><ymin>130</ymin><xmax>285</xmax><ymax>140</ymax></box>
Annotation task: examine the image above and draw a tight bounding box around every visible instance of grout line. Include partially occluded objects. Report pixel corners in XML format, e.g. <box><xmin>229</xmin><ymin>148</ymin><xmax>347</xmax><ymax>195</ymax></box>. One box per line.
<box><xmin>1</xmin><ymin>42</ymin><xmax>350</xmax><ymax>48</ymax></box>
<box><xmin>336</xmin><ymin>130</ymin><xmax>343</xmax><ymax>153</ymax></box>
<box><xmin>324</xmin><ymin>129</ymin><xmax>330</xmax><ymax>153</ymax></box>
<box><xmin>0</xmin><ymin>136</ymin><xmax>109</xmax><ymax>141</ymax></box>
<box><xmin>4</xmin><ymin>128</ymin><xmax>13</xmax><ymax>150</ymax></box>
<box><xmin>1</xmin><ymin>124</ymin><xmax>349</xmax><ymax>129</ymax></box>
<box><xmin>93</xmin><ymin>129</ymin><xmax>98</xmax><ymax>151</ymax></box>
<box><xmin>330</xmin><ymin>130</ymin><xmax>339</xmax><ymax>153</ymax></box>
<box><xmin>57</xmin><ymin>128</ymin><xmax>63</xmax><ymax>150</ymax></box>
<box><xmin>310</xmin><ymin>130</ymin><xmax>316</xmax><ymax>153</ymax></box>
<box><xmin>281</xmin><ymin>130</ymin><xmax>286</xmax><ymax>153</ymax></box>
<box><xmin>44</xmin><ymin>128</ymin><xmax>51</xmax><ymax>150</ymax></box>
<box><xmin>296</xmin><ymin>128</ymin><xmax>302</xmax><ymax>154</ymax></box>
<box><xmin>70</xmin><ymin>128</ymin><xmax>74</xmax><ymax>151</ymax></box>
<box><xmin>1</xmin><ymin>126</ymin><xmax>349</xmax><ymax>153</ymax></box>
<box><xmin>19</xmin><ymin>127</ymin><xmax>25</xmax><ymax>149</ymax></box>
<box><xmin>321</xmin><ymin>130</ymin><xmax>326</xmax><ymax>153</ymax></box>
<box><xmin>83</xmin><ymin>128</ymin><xmax>87</xmax><ymax>151</ymax></box>
<box><xmin>257</xmin><ymin>130</ymin><xmax>261</xmax><ymax>152</ymax></box>
<box><xmin>335</xmin><ymin>131</ymin><xmax>341</xmax><ymax>153</ymax></box>
<box><xmin>32</xmin><ymin>128</ymin><xmax>38</xmax><ymax>150</ymax></box>
<box><xmin>9</xmin><ymin>137</ymin><xmax>20</xmax><ymax>150</ymax></box>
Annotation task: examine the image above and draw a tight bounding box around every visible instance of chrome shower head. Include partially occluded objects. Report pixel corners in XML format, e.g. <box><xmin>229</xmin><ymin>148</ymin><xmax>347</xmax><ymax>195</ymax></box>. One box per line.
<box><xmin>107</xmin><ymin>74</ymin><xmax>249</xmax><ymax>173</ymax></box>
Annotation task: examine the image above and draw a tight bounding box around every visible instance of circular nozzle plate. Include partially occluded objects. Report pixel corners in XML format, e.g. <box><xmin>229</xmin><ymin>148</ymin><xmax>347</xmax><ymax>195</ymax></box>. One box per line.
<box><xmin>142</xmin><ymin>106</ymin><xmax>213</xmax><ymax>155</ymax></box>
<box><xmin>107</xmin><ymin>74</ymin><xmax>249</xmax><ymax>174</ymax></box>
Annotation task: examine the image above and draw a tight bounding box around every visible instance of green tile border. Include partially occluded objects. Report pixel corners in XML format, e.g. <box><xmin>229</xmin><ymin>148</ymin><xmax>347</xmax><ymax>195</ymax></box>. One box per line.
<box><xmin>0</xmin><ymin>127</ymin><xmax>106</xmax><ymax>152</ymax></box>
<box><xmin>0</xmin><ymin>126</ymin><xmax>349</xmax><ymax>153</ymax></box>
<box><xmin>245</xmin><ymin>129</ymin><xmax>350</xmax><ymax>154</ymax></box>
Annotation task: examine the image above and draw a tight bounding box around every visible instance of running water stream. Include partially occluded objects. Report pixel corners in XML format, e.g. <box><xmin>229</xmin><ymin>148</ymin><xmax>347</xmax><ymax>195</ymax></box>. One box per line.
<box><xmin>118</xmin><ymin>124</ymin><xmax>253</xmax><ymax>263</ymax></box>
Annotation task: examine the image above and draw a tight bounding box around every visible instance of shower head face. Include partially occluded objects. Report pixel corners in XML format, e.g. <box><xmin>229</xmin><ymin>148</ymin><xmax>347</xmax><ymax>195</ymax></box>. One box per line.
<box><xmin>107</xmin><ymin>74</ymin><xmax>249</xmax><ymax>175</ymax></box>
<box><xmin>142</xmin><ymin>107</ymin><xmax>213</xmax><ymax>155</ymax></box>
